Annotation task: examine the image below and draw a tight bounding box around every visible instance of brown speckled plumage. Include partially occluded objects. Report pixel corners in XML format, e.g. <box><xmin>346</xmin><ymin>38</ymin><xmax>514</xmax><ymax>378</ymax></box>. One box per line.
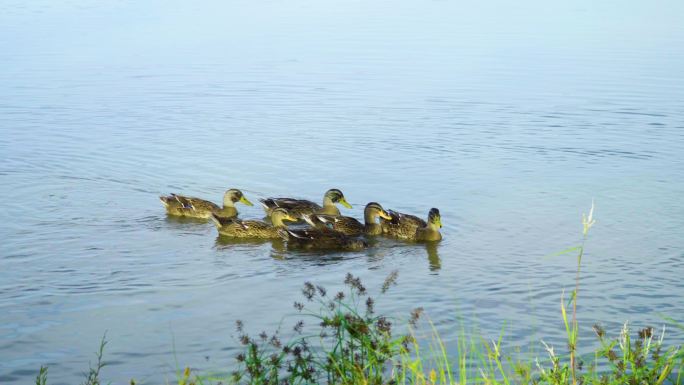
<box><xmin>211</xmin><ymin>208</ymin><xmax>295</xmax><ymax>238</ymax></box>
<box><xmin>278</xmin><ymin>228</ymin><xmax>367</xmax><ymax>251</ymax></box>
<box><xmin>260</xmin><ymin>189</ymin><xmax>352</xmax><ymax>219</ymax></box>
<box><xmin>302</xmin><ymin>202</ymin><xmax>391</xmax><ymax>236</ymax></box>
<box><xmin>381</xmin><ymin>208</ymin><xmax>442</xmax><ymax>241</ymax></box>
<box><xmin>160</xmin><ymin>189</ymin><xmax>252</xmax><ymax>219</ymax></box>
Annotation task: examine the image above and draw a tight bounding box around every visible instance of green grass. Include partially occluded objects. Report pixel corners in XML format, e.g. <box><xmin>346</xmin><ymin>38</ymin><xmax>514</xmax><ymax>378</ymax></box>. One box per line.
<box><xmin>35</xmin><ymin>202</ymin><xmax>684</xmax><ymax>384</ymax></box>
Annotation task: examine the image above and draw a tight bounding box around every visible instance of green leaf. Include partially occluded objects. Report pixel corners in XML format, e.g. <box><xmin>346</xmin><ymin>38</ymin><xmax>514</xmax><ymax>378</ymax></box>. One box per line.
<box><xmin>543</xmin><ymin>246</ymin><xmax>583</xmax><ymax>259</ymax></box>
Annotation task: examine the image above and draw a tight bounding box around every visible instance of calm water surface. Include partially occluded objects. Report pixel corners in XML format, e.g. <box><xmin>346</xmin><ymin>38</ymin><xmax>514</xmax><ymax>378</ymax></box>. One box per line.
<box><xmin>2</xmin><ymin>0</ymin><xmax>684</xmax><ymax>383</ymax></box>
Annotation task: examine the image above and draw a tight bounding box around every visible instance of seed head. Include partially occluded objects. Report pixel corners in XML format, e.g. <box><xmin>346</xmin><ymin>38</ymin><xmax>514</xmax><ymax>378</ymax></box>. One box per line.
<box><xmin>316</xmin><ymin>285</ymin><xmax>327</xmax><ymax>297</ymax></box>
<box><xmin>302</xmin><ymin>282</ymin><xmax>315</xmax><ymax>301</ymax></box>
<box><xmin>582</xmin><ymin>200</ymin><xmax>596</xmax><ymax>236</ymax></box>
<box><xmin>409</xmin><ymin>307</ymin><xmax>424</xmax><ymax>327</ymax></box>
<box><xmin>382</xmin><ymin>270</ymin><xmax>399</xmax><ymax>293</ymax></box>
<box><xmin>293</xmin><ymin>320</ymin><xmax>304</xmax><ymax>334</ymax></box>
<box><xmin>365</xmin><ymin>297</ymin><xmax>375</xmax><ymax>314</ymax></box>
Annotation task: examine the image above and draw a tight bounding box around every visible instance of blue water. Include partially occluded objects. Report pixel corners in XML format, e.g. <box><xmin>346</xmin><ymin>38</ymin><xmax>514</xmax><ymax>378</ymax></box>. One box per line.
<box><xmin>2</xmin><ymin>0</ymin><xmax>684</xmax><ymax>383</ymax></box>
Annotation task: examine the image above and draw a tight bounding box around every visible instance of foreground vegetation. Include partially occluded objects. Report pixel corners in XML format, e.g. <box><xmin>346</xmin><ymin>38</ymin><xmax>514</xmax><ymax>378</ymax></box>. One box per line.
<box><xmin>38</xmin><ymin>272</ymin><xmax>683</xmax><ymax>385</ymax></box>
<box><xmin>36</xmin><ymin>204</ymin><xmax>684</xmax><ymax>384</ymax></box>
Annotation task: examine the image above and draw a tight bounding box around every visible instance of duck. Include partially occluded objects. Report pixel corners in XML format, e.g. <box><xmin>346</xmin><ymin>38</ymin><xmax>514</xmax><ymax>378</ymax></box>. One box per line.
<box><xmin>302</xmin><ymin>202</ymin><xmax>392</xmax><ymax>236</ymax></box>
<box><xmin>381</xmin><ymin>208</ymin><xmax>442</xmax><ymax>241</ymax></box>
<box><xmin>210</xmin><ymin>208</ymin><xmax>297</xmax><ymax>238</ymax></box>
<box><xmin>277</xmin><ymin>227</ymin><xmax>367</xmax><ymax>251</ymax></box>
<box><xmin>259</xmin><ymin>188</ymin><xmax>352</xmax><ymax>219</ymax></box>
<box><xmin>159</xmin><ymin>189</ymin><xmax>253</xmax><ymax>219</ymax></box>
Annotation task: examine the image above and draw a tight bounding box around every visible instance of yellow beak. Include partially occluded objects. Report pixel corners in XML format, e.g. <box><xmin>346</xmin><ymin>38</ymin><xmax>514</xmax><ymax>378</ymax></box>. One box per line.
<box><xmin>240</xmin><ymin>196</ymin><xmax>254</xmax><ymax>206</ymax></box>
<box><xmin>379</xmin><ymin>211</ymin><xmax>392</xmax><ymax>220</ymax></box>
<box><xmin>285</xmin><ymin>214</ymin><xmax>298</xmax><ymax>222</ymax></box>
<box><xmin>339</xmin><ymin>197</ymin><xmax>352</xmax><ymax>209</ymax></box>
<box><xmin>437</xmin><ymin>218</ymin><xmax>443</xmax><ymax>228</ymax></box>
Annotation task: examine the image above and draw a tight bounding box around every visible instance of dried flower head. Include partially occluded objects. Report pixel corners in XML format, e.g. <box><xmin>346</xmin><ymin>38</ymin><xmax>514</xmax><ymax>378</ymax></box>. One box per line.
<box><xmin>302</xmin><ymin>282</ymin><xmax>315</xmax><ymax>301</ymax></box>
<box><xmin>344</xmin><ymin>273</ymin><xmax>366</xmax><ymax>295</ymax></box>
<box><xmin>382</xmin><ymin>270</ymin><xmax>399</xmax><ymax>294</ymax></box>
<box><xmin>293</xmin><ymin>320</ymin><xmax>304</xmax><ymax>334</ymax></box>
<box><xmin>365</xmin><ymin>297</ymin><xmax>375</xmax><ymax>314</ymax></box>
<box><xmin>593</xmin><ymin>323</ymin><xmax>605</xmax><ymax>339</ymax></box>
<box><xmin>376</xmin><ymin>316</ymin><xmax>392</xmax><ymax>334</ymax></box>
<box><xmin>240</xmin><ymin>335</ymin><xmax>250</xmax><ymax>346</ymax></box>
<box><xmin>270</xmin><ymin>335</ymin><xmax>282</xmax><ymax>348</ymax></box>
<box><xmin>638</xmin><ymin>327</ymin><xmax>654</xmax><ymax>340</ymax></box>
<box><xmin>316</xmin><ymin>285</ymin><xmax>327</xmax><ymax>297</ymax></box>
<box><xmin>409</xmin><ymin>307</ymin><xmax>424</xmax><ymax>327</ymax></box>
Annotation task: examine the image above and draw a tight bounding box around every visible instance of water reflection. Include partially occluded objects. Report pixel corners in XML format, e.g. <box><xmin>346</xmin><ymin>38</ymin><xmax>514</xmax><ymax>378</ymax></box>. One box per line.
<box><xmin>271</xmin><ymin>248</ymin><xmax>353</xmax><ymax>265</ymax></box>
<box><xmin>164</xmin><ymin>215</ymin><xmax>210</xmax><ymax>227</ymax></box>
<box><xmin>214</xmin><ymin>235</ymin><xmax>272</xmax><ymax>248</ymax></box>
<box><xmin>425</xmin><ymin>242</ymin><xmax>441</xmax><ymax>272</ymax></box>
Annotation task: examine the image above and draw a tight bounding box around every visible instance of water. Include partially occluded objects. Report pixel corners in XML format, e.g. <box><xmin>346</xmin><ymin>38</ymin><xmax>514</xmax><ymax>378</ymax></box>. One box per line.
<box><xmin>2</xmin><ymin>0</ymin><xmax>684</xmax><ymax>383</ymax></box>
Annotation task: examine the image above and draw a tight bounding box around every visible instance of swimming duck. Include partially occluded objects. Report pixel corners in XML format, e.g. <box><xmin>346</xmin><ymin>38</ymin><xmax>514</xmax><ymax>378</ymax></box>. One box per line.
<box><xmin>159</xmin><ymin>189</ymin><xmax>253</xmax><ymax>219</ymax></box>
<box><xmin>259</xmin><ymin>188</ymin><xmax>352</xmax><ymax>219</ymax></box>
<box><xmin>278</xmin><ymin>228</ymin><xmax>367</xmax><ymax>251</ymax></box>
<box><xmin>381</xmin><ymin>208</ymin><xmax>442</xmax><ymax>241</ymax></box>
<box><xmin>302</xmin><ymin>202</ymin><xmax>392</xmax><ymax>236</ymax></box>
<box><xmin>210</xmin><ymin>208</ymin><xmax>297</xmax><ymax>238</ymax></box>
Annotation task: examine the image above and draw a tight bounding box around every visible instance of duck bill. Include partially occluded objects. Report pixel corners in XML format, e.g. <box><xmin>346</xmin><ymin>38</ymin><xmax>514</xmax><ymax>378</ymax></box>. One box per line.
<box><xmin>339</xmin><ymin>198</ymin><xmax>352</xmax><ymax>209</ymax></box>
<box><xmin>240</xmin><ymin>196</ymin><xmax>254</xmax><ymax>206</ymax></box>
<box><xmin>379</xmin><ymin>211</ymin><xmax>392</xmax><ymax>220</ymax></box>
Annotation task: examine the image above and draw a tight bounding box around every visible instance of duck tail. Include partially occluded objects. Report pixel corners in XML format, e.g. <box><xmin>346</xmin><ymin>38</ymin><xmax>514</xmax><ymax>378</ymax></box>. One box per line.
<box><xmin>259</xmin><ymin>198</ymin><xmax>273</xmax><ymax>210</ymax></box>
<box><xmin>301</xmin><ymin>214</ymin><xmax>316</xmax><ymax>227</ymax></box>
<box><xmin>211</xmin><ymin>213</ymin><xmax>237</xmax><ymax>228</ymax></box>
<box><xmin>387</xmin><ymin>210</ymin><xmax>401</xmax><ymax>224</ymax></box>
<box><xmin>210</xmin><ymin>213</ymin><xmax>223</xmax><ymax>228</ymax></box>
<box><xmin>159</xmin><ymin>195</ymin><xmax>171</xmax><ymax>207</ymax></box>
<box><xmin>276</xmin><ymin>228</ymin><xmax>290</xmax><ymax>241</ymax></box>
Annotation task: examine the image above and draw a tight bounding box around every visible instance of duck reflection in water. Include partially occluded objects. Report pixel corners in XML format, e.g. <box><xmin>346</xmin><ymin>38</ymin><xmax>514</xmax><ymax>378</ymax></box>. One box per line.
<box><xmin>214</xmin><ymin>235</ymin><xmax>272</xmax><ymax>249</ymax></box>
<box><xmin>425</xmin><ymin>241</ymin><xmax>441</xmax><ymax>272</ymax></box>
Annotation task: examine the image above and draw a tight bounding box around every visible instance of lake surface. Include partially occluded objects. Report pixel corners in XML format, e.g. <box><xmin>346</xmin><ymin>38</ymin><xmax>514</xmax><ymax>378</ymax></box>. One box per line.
<box><xmin>2</xmin><ymin>0</ymin><xmax>684</xmax><ymax>383</ymax></box>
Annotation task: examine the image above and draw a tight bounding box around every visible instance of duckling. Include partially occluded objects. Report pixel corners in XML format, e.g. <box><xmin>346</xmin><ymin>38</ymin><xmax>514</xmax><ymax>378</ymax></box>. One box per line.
<box><xmin>277</xmin><ymin>228</ymin><xmax>367</xmax><ymax>251</ymax></box>
<box><xmin>381</xmin><ymin>208</ymin><xmax>443</xmax><ymax>241</ymax></box>
<box><xmin>302</xmin><ymin>202</ymin><xmax>392</xmax><ymax>236</ymax></box>
<box><xmin>160</xmin><ymin>189</ymin><xmax>253</xmax><ymax>219</ymax></box>
<box><xmin>211</xmin><ymin>208</ymin><xmax>297</xmax><ymax>238</ymax></box>
<box><xmin>259</xmin><ymin>188</ymin><xmax>352</xmax><ymax>219</ymax></box>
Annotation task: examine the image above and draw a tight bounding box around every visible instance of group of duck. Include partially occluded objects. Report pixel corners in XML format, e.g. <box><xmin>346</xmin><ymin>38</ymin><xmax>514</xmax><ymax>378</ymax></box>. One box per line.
<box><xmin>160</xmin><ymin>188</ymin><xmax>442</xmax><ymax>251</ymax></box>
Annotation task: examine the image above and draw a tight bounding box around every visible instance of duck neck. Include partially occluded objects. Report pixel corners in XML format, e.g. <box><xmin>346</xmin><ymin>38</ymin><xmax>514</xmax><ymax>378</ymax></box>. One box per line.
<box><xmin>320</xmin><ymin>196</ymin><xmax>340</xmax><ymax>215</ymax></box>
<box><xmin>217</xmin><ymin>206</ymin><xmax>237</xmax><ymax>217</ymax></box>
<box><xmin>427</xmin><ymin>222</ymin><xmax>440</xmax><ymax>232</ymax></box>
<box><xmin>364</xmin><ymin>211</ymin><xmax>378</xmax><ymax>225</ymax></box>
<box><xmin>421</xmin><ymin>223</ymin><xmax>442</xmax><ymax>241</ymax></box>
<box><xmin>365</xmin><ymin>222</ymin><xmax>382</xmax><ymax>235</ymax></box>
